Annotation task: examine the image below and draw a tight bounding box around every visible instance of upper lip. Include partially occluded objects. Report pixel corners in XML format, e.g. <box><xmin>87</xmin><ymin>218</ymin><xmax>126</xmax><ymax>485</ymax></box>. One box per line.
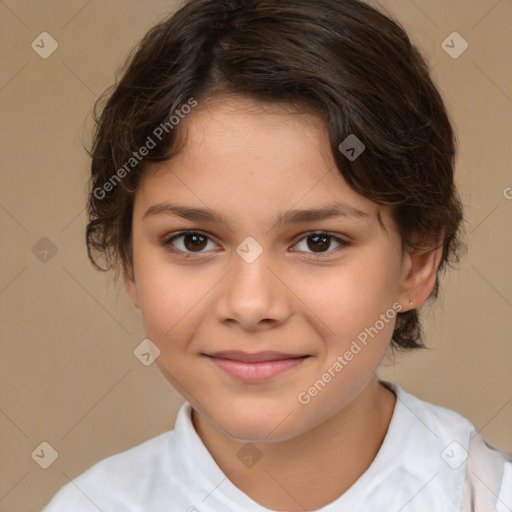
<box><xmin>205</xmin><ymin>351</ymin><xmax>309</xmax><ymax>362</ymax></box>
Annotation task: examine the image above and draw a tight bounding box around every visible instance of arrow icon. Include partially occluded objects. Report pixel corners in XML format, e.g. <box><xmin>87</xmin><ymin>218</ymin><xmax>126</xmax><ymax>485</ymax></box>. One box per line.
<box><xmin>237</xmin><ymin>442</ymin><xmax>262</xmax><ymax>467</ymax></box>
<box><xmin>339</xmin><ymin>134</ymin><xmax>365</xmax><ymax>161</ymax></box>
<box><xmin>32</xmin><ymin>237</ymin><xmax>58</xmax><ymax>263</ymax></box>
<box><xmin>31</xmin><ymin>32</ymin><xmax>59</xmax><ymax>59</ymax></box>
<box><xmin>31</xmin><ymin>441</ymin><xmax>58</xmax><ymax>468</ymax></box>
<box><xmin>441</xmin><ymin>32</ymin><xmax>468</xmax><ymax>59</ymax></box>
<box><xmin>134</xmin><ymin>339</ymin><xmax>160</xmax><ymax>365</ymax></box>
<box><xmin>441</xmin><ymin>441</ymin><xmax>468</xmax><ymax>469</ymax></box>
<box><xmin>236</xmin><ymin>236</ymin><xmax>263</xmax><ymax>263</ymax></box>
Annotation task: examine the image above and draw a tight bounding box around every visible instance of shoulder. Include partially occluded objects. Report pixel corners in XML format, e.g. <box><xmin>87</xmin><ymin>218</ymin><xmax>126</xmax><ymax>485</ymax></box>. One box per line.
<box><xmin>384</xmin><ymin>381</ymin><xmax>512</xmax><ymax>511</ymax></box>
<box><xmin>42</xmin><ymin>422</ymin><xmax>179</xmax><ymax>511</ymax></box>
<box><xmin>462</xmin><ymin>432</ymin><xmax>512</xmax><ymax>511</ymax></box>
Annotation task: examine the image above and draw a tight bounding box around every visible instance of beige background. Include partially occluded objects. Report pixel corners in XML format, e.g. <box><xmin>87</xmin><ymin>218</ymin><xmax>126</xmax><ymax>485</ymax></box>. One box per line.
<box><xmin>0</xmin><ymin>0</ymin><xmax>510</xmax><ymax>510</ymax></box>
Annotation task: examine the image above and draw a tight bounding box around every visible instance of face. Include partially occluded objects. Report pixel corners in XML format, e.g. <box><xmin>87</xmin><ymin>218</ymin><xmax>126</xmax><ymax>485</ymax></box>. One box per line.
<box><xmin>125</xmin><ymin>95</ymin><xmax>432</xmax><ymax>442</ymax></box>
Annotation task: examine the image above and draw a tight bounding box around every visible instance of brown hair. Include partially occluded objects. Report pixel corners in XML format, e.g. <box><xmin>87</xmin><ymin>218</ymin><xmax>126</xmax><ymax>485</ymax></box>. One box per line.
<box><xmin>86</xmin><ymin>0</ymin><xmax>466</xmax><ymax>352</ymax></box>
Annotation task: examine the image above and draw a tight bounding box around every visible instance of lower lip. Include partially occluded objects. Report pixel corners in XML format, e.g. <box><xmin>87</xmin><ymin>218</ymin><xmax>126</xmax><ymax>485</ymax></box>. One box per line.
<box><xmin>207</xmin><ymin>356</ymin><xmax>308</xmax><ymax>383</ymax></box>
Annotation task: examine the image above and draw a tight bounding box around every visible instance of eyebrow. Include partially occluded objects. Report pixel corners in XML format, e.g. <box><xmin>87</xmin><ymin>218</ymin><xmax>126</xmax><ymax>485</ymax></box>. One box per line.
<box><xmin>142</xmin><ymin>201</ymin><xmax>369</xmax><ymax>227</ymax></box>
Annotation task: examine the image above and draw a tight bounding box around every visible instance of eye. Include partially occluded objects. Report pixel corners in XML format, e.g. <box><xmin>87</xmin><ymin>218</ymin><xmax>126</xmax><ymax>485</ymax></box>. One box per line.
<box><xmin>291</xmin><ymin>232</ymin><xmax>349</xmax><ymax>256</ymax></box>
<box><xmin>162</xmin><ymin>230</ymin><xmax>350</xmax><ymax>258</ymax></box>
<box><xmin>163</xmin><ymin>231</ymin><xmax>219</xmax><ymax>254</ymax></box>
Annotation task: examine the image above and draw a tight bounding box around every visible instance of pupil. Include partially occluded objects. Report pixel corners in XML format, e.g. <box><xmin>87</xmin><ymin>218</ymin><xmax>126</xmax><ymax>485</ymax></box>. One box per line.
<box><xmin>308</xmin><ymin>235</ymin><xmax>330</xmax><ymax>253</ymax></box>
<box><xmin>184</xmin><ymin>234</ymin><xmax>207</xmax><ymax>251</ymax></box>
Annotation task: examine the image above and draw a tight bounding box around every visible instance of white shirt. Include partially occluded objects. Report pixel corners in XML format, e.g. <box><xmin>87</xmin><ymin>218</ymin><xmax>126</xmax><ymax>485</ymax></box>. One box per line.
<box><xmin>43</xmin><ymin>381</ymin><xmax>512</xmax><ymax>511</ymax></box>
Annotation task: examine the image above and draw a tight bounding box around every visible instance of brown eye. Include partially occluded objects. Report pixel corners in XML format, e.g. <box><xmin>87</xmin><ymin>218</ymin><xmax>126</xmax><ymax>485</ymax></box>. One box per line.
<box><xmin>293</xmin><ymin>232</ymin><xmax>348</xmax><ymax>255</ymax></box>
<box><xmin>307</xmin><ymin>234</ymin><xmax>331</xmax><ymax>252</ymax></box>
<box><xmin>164</xmin><ymin>231</ymin><xmax>218</xmax><ymax>254</ymax></box>
<box><xmin>183</xmin><ymin>233</ymin><xmax>208</xmax><ymax>251</ymax></box>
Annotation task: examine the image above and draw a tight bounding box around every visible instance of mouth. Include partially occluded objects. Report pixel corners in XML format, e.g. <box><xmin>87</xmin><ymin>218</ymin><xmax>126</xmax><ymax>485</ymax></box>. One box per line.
<box><xmin>204</xmin><ymin>351</ymin><xmax>310</xmax><ymax>383</ymax></box>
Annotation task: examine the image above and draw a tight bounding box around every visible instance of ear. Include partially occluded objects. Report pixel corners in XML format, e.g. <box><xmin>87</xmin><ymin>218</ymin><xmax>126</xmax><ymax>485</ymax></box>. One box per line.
<box><xmin>398</xmin><ymin>236</ymin><xmax>444</xmax><ymax>311</ymax></box>
<box><xmin>124</xmin><ymin>262</ymin><xmax>140</xmax><ymax>309</ymax></box>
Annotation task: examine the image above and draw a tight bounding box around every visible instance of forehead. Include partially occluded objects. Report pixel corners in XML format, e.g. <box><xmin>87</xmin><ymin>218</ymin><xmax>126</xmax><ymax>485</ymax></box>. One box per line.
<box><xmin>178</xmin><ymin>95</ymin><xmax>333</xmax><ymax>167</ymax></box>
<box><xmin>135</xmin><ymin>95</ymin><xmax>394</xmax><ymax>233</ymax></box>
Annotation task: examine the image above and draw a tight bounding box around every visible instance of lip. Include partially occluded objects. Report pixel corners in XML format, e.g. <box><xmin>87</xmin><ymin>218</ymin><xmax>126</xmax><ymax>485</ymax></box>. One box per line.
<box><xmin>205</xmin><ymin>351</ymin><xmax>309</xmax><ymax>382</ymax></box>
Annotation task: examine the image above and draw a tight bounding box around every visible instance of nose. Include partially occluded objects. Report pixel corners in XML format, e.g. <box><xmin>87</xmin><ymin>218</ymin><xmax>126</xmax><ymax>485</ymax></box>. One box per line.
<box><xmin>214</xmin><ymin>250</ymin><xmax>292</xmax><ymax>331</ymax></box>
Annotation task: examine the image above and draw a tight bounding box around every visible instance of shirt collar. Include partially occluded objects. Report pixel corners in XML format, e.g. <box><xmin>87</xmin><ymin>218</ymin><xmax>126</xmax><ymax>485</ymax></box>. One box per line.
<box><xmin>172</xmin><ymin>380</ymin><xmax>471</xmax><ymax>511</ymax></box>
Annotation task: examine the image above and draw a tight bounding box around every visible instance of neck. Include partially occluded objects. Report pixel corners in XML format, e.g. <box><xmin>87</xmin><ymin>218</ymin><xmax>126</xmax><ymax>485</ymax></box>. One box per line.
<box><xmin>192</xmin><ymin>378</ymin><xmax>396</xmax><ymax>511</ymax></box>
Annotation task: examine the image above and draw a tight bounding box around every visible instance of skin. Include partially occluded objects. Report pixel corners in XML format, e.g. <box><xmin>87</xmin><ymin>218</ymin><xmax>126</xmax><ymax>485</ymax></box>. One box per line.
<box><xmin>125</xmin><ymin>95</ymin><xmax>443</xmax><ymax>510</ymax></box>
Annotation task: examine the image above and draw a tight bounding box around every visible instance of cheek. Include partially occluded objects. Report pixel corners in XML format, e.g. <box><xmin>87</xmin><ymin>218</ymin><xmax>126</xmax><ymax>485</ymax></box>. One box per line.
<box><xmin>135</xmin><ymin>261</ymin><xmax>207</xmax><ymax>345</ymax></box>
<box><xmin>300</xmin><ymin>254</ymin><xmax>400</xmax><ymax>366</ymax></box>
<box><xmin>300</xmin><ymin>257</ymin><xmax>398</xmax><ymax>329</ymax></box>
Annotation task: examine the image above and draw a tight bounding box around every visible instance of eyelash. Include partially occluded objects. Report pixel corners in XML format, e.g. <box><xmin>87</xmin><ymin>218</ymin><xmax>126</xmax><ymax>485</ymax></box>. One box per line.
<box><xmin>162</xmin><ymin>230</ymin><xmax>350</xmax><ymax>258</ymax></box>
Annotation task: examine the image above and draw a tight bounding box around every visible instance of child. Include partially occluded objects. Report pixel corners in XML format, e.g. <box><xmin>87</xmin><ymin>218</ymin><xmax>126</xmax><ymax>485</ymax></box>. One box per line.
<box><xmin>43</xmin><ymin>0</ymin><xmax>511</xmax><ymax>510</ymax></box>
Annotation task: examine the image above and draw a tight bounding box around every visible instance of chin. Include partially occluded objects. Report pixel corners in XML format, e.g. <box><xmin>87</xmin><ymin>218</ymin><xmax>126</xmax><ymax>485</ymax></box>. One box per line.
<box><xmin>210</xmin><ymin>399</ymin><xmax>305</xmax><ymax>443</ymax></box>
<box><xmin>219</xmin><ymin>418</ymin><xmax>296</xmax><ymax>443</ymax></box>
